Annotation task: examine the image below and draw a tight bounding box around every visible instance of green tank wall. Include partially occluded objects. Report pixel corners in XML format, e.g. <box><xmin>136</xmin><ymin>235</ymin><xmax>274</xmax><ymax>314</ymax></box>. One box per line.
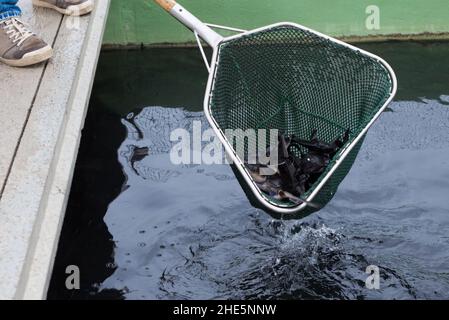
<box><xmin>103</xmin><ymin>0</ymin><xmax>449</xmax><ymax>45</ymax></box>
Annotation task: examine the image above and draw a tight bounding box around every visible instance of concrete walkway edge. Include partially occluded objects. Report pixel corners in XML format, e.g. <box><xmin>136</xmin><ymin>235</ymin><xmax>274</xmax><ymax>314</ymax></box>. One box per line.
<box><xmin>14</xmin><ymin>0</ymin><xmax>110</xmax><ymax>300</ymax></box>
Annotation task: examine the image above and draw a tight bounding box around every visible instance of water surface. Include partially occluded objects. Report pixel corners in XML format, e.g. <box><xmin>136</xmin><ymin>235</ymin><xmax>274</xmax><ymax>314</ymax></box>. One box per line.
<box><xmin>48</xmin><ymin>42</ymin><xmax>449</xmax><ymax>300</ymax></box>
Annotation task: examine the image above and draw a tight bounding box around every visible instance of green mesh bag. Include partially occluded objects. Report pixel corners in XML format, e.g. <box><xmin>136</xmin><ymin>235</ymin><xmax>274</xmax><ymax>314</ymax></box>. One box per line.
<box><xmin>206</xmin><ymin>24</ymin><xmax>396</xmax><ymax>218</ymax></box>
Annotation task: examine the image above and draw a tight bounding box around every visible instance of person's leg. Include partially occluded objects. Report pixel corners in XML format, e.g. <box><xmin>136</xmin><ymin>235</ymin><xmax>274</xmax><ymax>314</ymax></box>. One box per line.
<box><xmin>0</xmin><ymin>0</ymin><xmax>21</xmax><ymax>21</ymax></box>
<box><xmin>0</xmin><ymin>1</ymin><xmax>53</xmax><ymax>67</ymax></box>
<box><xmin>32</xmin><ymin>0</ymin><xmax>93</xmax><ymax>16</ymax></box>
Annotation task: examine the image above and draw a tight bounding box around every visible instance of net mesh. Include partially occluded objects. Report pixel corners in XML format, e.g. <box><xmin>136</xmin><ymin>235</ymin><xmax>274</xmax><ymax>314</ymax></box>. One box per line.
<box><xmin>208</xmin><ymin>24</ymin><xmax>394</xmax><ymax>215</ymax></box>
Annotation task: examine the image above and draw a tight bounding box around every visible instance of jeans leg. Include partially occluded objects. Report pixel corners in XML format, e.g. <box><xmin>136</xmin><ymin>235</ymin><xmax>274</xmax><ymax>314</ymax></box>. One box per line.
<box><xmin>0</xmin><ymin>0</ymin><xmax>21</xmax><ymax>21</ymax></box>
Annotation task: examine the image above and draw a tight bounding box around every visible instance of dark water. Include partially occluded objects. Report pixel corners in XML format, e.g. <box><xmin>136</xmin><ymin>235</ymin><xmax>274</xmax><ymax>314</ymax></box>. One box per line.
<box><xmin>48</xmin><ymin>42</ymin><xmax>449</xmax><ymax>300</ymax></box>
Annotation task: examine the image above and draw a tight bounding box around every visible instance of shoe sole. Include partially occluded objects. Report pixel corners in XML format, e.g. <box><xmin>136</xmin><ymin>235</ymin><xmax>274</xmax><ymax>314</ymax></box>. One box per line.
<box><xmin>32</xmin><ymin>0</ymin><xmax>94</xmax><ymax>16</ymax></box>
<box><xmin>0</xmin><ymin>45</ymin><xmax>53</xmax><ymax>67</ymax></box>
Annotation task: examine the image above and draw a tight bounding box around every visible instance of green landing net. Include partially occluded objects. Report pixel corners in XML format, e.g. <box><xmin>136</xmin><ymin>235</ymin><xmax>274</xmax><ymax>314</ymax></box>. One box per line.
<box><xmin>207</xmin><ymin>25</ymin><xmax>395</xmax><ymax>218</ymax></box>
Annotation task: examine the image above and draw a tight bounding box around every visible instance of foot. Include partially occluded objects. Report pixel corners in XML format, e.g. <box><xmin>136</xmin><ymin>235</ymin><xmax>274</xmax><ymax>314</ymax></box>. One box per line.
<box><xmin>0</xmin><ymin>17</ymin><xmax>53</xmax><ymax>67</ymax></box>
<box><xmin>32</xmin><ymin>0</ymin><xmax>94</xmax><ymax>16</ymax></box>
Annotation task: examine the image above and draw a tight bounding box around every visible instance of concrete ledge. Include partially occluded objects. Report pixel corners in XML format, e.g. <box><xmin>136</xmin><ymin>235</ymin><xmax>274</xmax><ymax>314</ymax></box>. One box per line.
<box><xmin>0</xmin><ymin>0</ymin><xmax>110</xmax><ymax>299</ymax></box>
<box><xmin>101</xmin><ymin>31</ymin><xmax>449</xmax><ymax>51</ymax></box>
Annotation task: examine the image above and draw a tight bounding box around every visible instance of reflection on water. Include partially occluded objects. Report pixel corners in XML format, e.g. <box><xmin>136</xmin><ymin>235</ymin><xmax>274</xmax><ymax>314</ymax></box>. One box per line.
<box><xmin>48</xmin><ymin>44</ymin><xmax>449</xmax><ymax>300</ymax></box>
<box><xmin>102</xmin><ymin>99</ymin><xmax>449</xmax><ymax>300</ymax></box>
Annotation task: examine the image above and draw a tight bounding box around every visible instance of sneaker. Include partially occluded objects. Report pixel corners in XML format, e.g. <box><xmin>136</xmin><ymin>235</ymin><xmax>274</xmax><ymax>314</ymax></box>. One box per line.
<box><xmin>32</xmin><ymin>0</ymin><xmax>94</xmax><ymax>16</ymax></box>
<box><xmin>0</xmin><ymin>17</ymin><xmax>53</xmax><ymax>67</ymax></box>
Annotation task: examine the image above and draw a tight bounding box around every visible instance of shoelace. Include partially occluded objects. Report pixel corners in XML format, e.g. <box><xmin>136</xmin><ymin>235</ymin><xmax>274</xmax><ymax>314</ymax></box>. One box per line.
<box><xmin>1</xmin><ymin>17</ymin><xmax>34</xmax><ymax>47</ymax></box>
